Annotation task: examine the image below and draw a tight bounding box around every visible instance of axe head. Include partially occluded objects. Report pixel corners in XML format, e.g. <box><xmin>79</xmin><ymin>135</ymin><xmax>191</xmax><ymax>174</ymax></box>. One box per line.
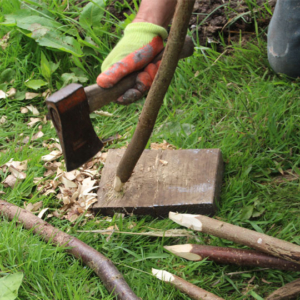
<box><xmin>46</xmin><ymin>83</ymin><xmax>103</xmax><ymax>171</ymax></box>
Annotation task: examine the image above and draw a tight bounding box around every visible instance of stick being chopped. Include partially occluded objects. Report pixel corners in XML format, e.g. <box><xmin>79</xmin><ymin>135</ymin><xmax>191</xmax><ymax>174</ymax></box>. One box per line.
<box><xmin>164</xmin><ymin>244</ymin><xmax>300</xmax><ymax>271</ymax></box>
<box><xmin>169</xmin><ymin>212</ymin><xmax>300</xmax><ymax>265</ymax></box>
<box><xmin>152</xmin><ymin>268</ymin><xmax>224</xmax><ymax>300</ymax></box>
<box><xmin>0</xmin><ymin>200</ymin><xmax>139</xmax><ymax>300</ymax></box>
<box><xmin>266</xmin><ymin>278</ymin><xmax>300</xmax><ymax>300</ymax></box>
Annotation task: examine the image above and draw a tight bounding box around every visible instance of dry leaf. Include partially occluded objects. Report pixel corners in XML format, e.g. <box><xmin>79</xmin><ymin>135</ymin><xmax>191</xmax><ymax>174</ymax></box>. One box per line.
<box><xmin>7</xmin><ymin>87</ymin><xmax>16</xmax><ymax>98</ymax></box>
<box><xmin>27</xmin><ymin>118</ymin><xmax>41</xmax><ymax>127</ymax></box>
<box><xmin>41</xmin><ymin>150</ymin><xmax>62</xmax><ymax>162</ymax></box>
<box><xmin>26</xmin><ymin>104</ymin><xmax>39</xmax><ymax>116</ymax></box>
<box><xmin>25</xmin><ymin>92</ymin><xmax>40</xmax><ymax>100</ymax></box>
<box><xmin>0</xmin><ymin>116</ymin><xmax>7</xmax><ymax>124</ymax></box>
<box><xmin>2</xmin><ymin>175</ymin><xmax>17</xmax><ymax>188</ymax></box>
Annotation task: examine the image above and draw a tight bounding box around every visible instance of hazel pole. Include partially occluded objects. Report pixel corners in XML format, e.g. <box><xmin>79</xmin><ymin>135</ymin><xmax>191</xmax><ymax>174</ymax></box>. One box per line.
<box><xmin>169</xmin><ymin>212</ymin><xmax>300</xmax><ymax>265</ymax></box>
<box><xmin>0</xmin><ymin>200</ymin><xmax>140</xmax><ymax>300</ymax></box>
<box><xmin>152</xmin><ymin>268</ymin><xmax>224</xmax><ymax>300</ymax></box>
<box><xmin>164</xmin><ymin>244</ymin><xmax>300</xmax><ymax>271</ymax></box>
<box><xmin>113</xmin><ymin>0</ymin><xmax>196</xmax><ymax>191</ymax></box>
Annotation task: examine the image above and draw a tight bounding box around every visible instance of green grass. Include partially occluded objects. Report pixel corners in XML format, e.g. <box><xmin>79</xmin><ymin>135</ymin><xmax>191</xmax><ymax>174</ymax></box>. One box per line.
<box><xmin>1</xmin><ymin>0</ymin><xmax>300</xmax><ymax>299</ymax></box>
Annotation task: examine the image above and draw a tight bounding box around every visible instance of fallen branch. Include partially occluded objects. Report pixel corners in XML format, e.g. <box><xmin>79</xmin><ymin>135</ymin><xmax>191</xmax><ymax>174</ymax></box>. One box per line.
<box><xmin>0</xmin><ymin>200</ymin><xmax>139</xmax><ymax>300</ymax></box>
<box><xmin>164</xmin><ymin>244</ymin><xmax>300</xmax><ymax>271</ymax></box>
<box><xmin>152</xmin><ymin>268</ymin><xmax>224</xmax><ymax>300</ymax></box>
<box><xmin>266</xmin><ymin>278</ymin><xmax>300</xmax><ymax>300</ymax></box>
<box><xmin>169</xmin><ymin>212</ymin><xmax>300</xmax><ymax>265</ymax></box>
<box><xmin>113</xmin><ymin>0</ymin><xmax>195</xmax><ymax>191</ymax></box>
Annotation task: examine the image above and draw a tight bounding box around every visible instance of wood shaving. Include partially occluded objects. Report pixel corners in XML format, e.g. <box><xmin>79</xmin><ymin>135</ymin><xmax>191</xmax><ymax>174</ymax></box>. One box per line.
<box><xmin>27</xmin><ymin>118</ymin><xmax>41</xmax><ymax>127</ymax></box>
<box><xmin>25</xmin><ymin>92</ymin><xmax>40</xmax><ymax>100</ymax></box>
<box><xmin>7</xmin><ymin>87</ymin><xmax>16</xmax><ymax>98</ymax></box>
<box><xmin>0</xmin><ymin>116</ymin><xmax>7</xmax><ymax>124</ymax></box>
<box><xmin>26</xmin><ymin>104</ymin><xmax>39</xmax><ymax>116</ymax></box>
<box><xmin>150</xmin><ymin>140</ymin><xmax>176</xmax><ymax>150</ymax></box>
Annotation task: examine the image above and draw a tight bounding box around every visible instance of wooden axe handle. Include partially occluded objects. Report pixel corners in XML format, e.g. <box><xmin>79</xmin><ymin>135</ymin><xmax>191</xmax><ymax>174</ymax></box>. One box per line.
<box><xmin>85</xmin><ymin>36</ymin><xmax>194</xmax><ymax>112</ymax></box>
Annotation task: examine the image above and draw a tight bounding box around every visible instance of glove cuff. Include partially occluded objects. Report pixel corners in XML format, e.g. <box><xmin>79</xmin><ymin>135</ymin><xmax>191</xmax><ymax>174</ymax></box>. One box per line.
<box><xmin>124</xmin><ymin>22</ymin><xmax>168</xmax><ymax>40</ymax></box>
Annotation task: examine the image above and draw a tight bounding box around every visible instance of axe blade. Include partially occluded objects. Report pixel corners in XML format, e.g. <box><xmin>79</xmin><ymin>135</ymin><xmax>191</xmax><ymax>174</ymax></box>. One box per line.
<box><xmin>46</xmin><ymin>83</ymin><xmax>103</xmax><ymax>171</ymax></box>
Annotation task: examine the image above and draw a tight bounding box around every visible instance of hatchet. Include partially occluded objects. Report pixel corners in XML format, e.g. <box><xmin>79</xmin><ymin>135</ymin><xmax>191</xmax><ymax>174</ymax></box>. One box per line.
<box><xmin>46</xmin><ymin>37</ymin><xmax>194</xmax><ymax>171</ymax></box>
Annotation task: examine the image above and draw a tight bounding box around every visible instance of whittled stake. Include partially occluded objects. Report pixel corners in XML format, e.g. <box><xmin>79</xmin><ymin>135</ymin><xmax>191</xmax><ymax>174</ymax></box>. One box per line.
<box><xmin>164</xmin><ymin>244</ymin><xmax>300</xmax><ymax>271</ymax></box>
<box><xmin>0</xmin><ymin>200</ymin><xmax>139</xmax><ymax>300</ymax></box>
<box><xmin>266</xmin><ymin>278</ymin><xmax>300</xmax><ymax>300</ymax></box>
<box><xmin>113</xmin><ymin>0</ymin><xmax>195</xmax><ymax>191</ymax></box>
<box><xmin>169</xmin><ymin>212</ymin><xmax>300</xmax><ymax>265</ymax></box>
<box><xmin>152</xmin><ymin>268</ymin><xmax>224</xmax><ymax>300</ymax></box>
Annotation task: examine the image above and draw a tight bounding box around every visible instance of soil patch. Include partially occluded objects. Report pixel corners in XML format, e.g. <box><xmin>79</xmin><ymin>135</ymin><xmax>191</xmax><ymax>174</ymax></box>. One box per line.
<box><xmin>106</xmin><ymin>0</ymin><xmax>276</xmax><ymax>47</ymax></box>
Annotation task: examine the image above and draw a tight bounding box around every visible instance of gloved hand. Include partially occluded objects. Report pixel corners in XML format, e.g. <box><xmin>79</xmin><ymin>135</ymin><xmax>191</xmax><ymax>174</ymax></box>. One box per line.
<box><xmin>97</xmin><ymin>22</ymin><xmax>168</xmax><ymax>105</ymax></box>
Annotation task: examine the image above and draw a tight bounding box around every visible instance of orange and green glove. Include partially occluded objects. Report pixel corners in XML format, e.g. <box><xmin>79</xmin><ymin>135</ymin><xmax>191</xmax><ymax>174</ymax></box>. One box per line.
<box><xmin>97</xmin><ymin>22</ymin><xmax>168</xmax><ymax>104</ymax></box>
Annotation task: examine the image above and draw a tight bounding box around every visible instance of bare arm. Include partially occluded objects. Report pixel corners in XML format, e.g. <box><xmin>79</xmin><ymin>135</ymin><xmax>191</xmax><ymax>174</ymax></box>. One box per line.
<box><xmin>132</xmin><ymin>0</ymin><xmax>177</xmax><ymax>28</ymax></box>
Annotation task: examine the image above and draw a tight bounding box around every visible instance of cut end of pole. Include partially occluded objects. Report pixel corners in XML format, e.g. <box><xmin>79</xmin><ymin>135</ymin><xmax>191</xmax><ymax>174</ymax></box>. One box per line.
<box><xmin>164</xmin><ymin>244</ymin><xmax>201</xmax><ymax>261</ymax></box>
<box><xmin>113</xmin><ymin>176</ymin><xmax>124</xmax><ymax>192</ymax></box>
<box><xmin>169</xmin><ymin>212</ymin><xmax>203</xmax><ymax>231</ymax></box>
<box><xmin>152</xmin><ymin>268</ymin><xmax>174</xmax><ymax>282</ymax></box>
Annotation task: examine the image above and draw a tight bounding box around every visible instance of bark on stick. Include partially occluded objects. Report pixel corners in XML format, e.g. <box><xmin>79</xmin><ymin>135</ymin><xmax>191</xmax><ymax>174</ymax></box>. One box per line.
<box><xmin>152</xmin><ymin>268</ymin><xmax>224</xmax><ymax>300</ymax></box>
<box><xmin>266</xmin><ymin>278</ymin><xmax>300</xmax><ymax>300</ymax></box>
<box><xmin>164</xmin><ymin>244</ymin><xmax>300</xmax><ymax>271</ymax></box>
<box><xmin>0</xmin><ymin>200</ymin><xmax>139</xmax><ymax>300</ymax></box>
<box><xmin>114</xmin><ymin>0</ymin><xmax>196</xmax><ymax>191</ymax></box>
<box><xmin>169</xmin><ymin>212</ymin><xmax>300</xmax><ymax>265</ymax></box>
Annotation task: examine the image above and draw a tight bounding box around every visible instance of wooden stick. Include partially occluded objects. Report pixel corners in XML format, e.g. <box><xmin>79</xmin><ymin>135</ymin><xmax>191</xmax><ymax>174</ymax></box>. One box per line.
<box><xmin>169</xmin><ymin>212</ymin><xmax>300</xmax><ymax>265</ymax></box>
<box><xmin>152</xmin><ymin>268</ymin><xmax>224</xmax><ymax>300</ymax></box>
<box><xmin>265</xmin><ymin>278</ymin><xmax>300</xmax><ymax>300</ymax></box>
<box><xmin>113</xmin><ymin>0</ymin><xmax>196</xmax><ymax>191</ymax></box>
<box><xmin>164</xmin><ymin>244</ymin><xmax>300</xmax><ymax>271</ymax></box>
<box><xmin>0</xmin><ymin>200</ymin><xmax>139</xmax><ymax>300</ymax></box>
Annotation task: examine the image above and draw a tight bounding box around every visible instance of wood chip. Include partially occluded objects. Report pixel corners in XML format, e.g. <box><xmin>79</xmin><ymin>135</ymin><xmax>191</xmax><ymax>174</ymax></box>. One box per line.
<box><xmin>38</xmin><ymin>208</ymin><xmax>49</xmax><ymax>219</ymax></box>
<box><xmin>7</xmin><ymin>87</ymin><xmax>16</xmax><ymax>98</ymax></box>
<box><xmin>41</xmin><ymin>150</ymin><xmax>62</xmax><ymax>162</ymax></box>
<box><xmin>0</xmin><ymin>116</ymin><xmax>7</xmax><ymax>124</ymax></box>
<box><xmin>25</xmin><ymin>92</ymin><xmax>40</xmax><ymax>100</ymax></box>
<box><xmin>27</xmin><ymin>118</ymin><xmax>41</xmax><ymax>127</ymax></box>
<box><xmin>26</xmin><ymin>104</ymin><xmax>39</xmax><ymax>115</ymax></box>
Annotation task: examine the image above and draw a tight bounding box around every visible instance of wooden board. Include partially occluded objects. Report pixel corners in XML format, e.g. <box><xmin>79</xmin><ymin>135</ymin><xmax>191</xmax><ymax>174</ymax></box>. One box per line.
<box><xmin>93</xmin><ymin>149</ymin><xmax>224</xmax><ymax>218</ymax></box>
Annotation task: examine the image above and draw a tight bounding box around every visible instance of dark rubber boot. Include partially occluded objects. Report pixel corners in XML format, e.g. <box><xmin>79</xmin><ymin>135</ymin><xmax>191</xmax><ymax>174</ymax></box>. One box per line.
<box><xmin>268</xmin><ymin>0</ymin><xmax>300</xmax><ymax>78</ymax></box>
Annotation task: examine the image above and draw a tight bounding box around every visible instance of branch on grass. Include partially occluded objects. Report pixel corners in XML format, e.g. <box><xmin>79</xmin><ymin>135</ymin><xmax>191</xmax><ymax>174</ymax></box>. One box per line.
<box><xmin>169</xmin><ymin>212</ymin><xmax>300</xmax><ymax>265</ymax></box>
<box><xmin>164</xmin><ymin>244</ymin><xmax>300</xmax><ymax>271</ymax></box>
<box><xmin>266</xmin><ymin>278</ymin><xmax>300</xmax><ymax>300</ymax></box>
<box><xmin>152</xmin><ymin>268</ymin><xmax>224</xmax><ymax>300</ymax></box>
<box><xmin>0</xmin><ymin>200</ymin><xmax>139</xmax><ymax>300</ymax></box>
<box><xmin>113</xmin><ymin>0</ymin><xmax>195</xmax><ymax>191</ymax></box>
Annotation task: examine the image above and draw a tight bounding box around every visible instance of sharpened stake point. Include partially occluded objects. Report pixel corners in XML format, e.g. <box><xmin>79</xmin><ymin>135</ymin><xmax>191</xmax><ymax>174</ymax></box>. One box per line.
<box><xmin>113</xmin><ymin>176</ymin><xmax>124</xmax><ymax>192</ymax></box>
<box><xmin>169</xmin><ymin>212</ymin><xmax>203</xmax><ymax>231</ymax></box>
<box><xmin>152</xmin><ymin>269</ymin><xmax>174</xmax><ymax>282</ymax></box>
<box><xmin>164</xmin><ymin>244</ymin><xmax>202</xmax><ymax>261</ymax></box>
